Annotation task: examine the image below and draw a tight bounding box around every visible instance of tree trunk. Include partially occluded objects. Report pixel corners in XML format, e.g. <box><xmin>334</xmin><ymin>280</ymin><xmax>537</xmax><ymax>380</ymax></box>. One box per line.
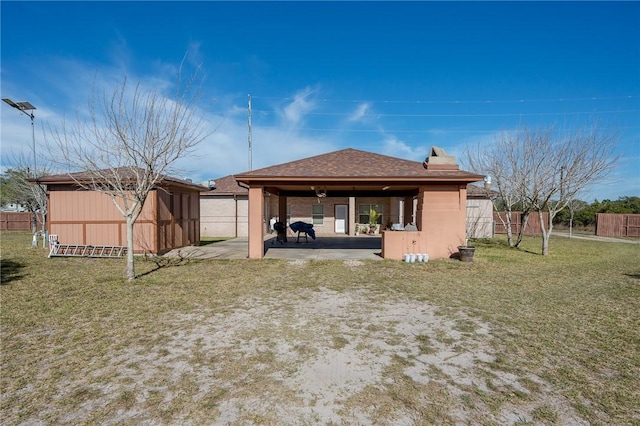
<box><xmin>126</xmin><ymin>216</ymin><xmax>136</xmax><ymax>281</ymax></box>
<box><xmin>515</xmin><ymin>211</ymin><xmax>530</xmax><ymax>248</ymax></box>
<box><xmin>539</xmin><ymin>210</ymin><xmax>551</xmax><ymax>256</ymax></box>
<box><xmin>496</xmin><ymin>210</ymin><xmax>515</xmax><ymax>247</ymax></box>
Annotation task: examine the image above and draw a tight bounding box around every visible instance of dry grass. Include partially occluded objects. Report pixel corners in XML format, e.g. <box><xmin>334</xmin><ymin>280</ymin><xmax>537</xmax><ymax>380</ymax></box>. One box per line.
<box><xmin>1</xmin><ymin>231</ymin><xmax>639</xmax><ymax>425</ymax></box>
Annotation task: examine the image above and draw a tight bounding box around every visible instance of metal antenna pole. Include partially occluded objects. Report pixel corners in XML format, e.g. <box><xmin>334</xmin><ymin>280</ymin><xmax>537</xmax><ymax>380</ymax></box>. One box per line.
<box><xmin>248</xmin><ymin>94</ymin><xmax>252</xmax><ymax>171</ymax></box>
<box><xmin>30</xmin><ymin>112</ymin><xmax>36</xmax><ymax>178</ymax></box>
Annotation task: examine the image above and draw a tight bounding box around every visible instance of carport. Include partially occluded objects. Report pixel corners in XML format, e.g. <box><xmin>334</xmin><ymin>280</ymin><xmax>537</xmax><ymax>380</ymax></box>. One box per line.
<box><xmin>235</xmin><ymin>147</ymin><xmax>484</xmax><ymax>260</ymax></box>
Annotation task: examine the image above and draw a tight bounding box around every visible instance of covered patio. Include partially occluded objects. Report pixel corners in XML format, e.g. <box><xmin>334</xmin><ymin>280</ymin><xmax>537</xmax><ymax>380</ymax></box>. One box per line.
<box><xmin>234</xmin><ymin>147</ymin><xmax>484</xmax><ymax>260</ymax></box>
<box><xmin>264</xmin><ymin>234</ymin><xmax>383</xmax><ymax>260</ymax></box>
<box><xmin>163</xmin><ymin>235</ymin><xmax>383</xmax><ymax>260</ymax></box>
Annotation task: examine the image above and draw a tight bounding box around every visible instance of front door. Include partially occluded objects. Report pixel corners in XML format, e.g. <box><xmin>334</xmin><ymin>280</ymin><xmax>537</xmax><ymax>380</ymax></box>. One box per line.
<box><xmin>335</xmin><ymin>204</ymin><xmax>348</xmax><ymax>234</ymax></box>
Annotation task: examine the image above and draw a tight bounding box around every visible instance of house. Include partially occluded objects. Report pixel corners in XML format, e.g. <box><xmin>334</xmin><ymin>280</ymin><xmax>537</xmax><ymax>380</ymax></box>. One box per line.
<box><xmin>201</xmin><ymin>153</ymin><xmax>495</xmax><ymax>244</ymax></box>
<box><xmin>233</xmin><ymin>147</ymin><xmax>485</xmax><ymax>259</ymax></box>
<box><xmin>35</xmin><ymin>170</ymin><xmax>206</xmax><ymax>254</ymax></box>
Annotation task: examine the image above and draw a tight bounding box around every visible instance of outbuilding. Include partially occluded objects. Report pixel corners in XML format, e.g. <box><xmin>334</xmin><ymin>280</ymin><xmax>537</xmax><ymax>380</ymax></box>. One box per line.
<box><xmin>36</xmin><ymin>170</ymin><xmax>206</xmax><ymax>254</ymax></box>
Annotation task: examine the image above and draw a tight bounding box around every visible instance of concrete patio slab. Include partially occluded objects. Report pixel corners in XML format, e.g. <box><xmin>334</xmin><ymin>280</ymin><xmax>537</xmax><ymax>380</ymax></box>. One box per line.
<box><xmin>163</xmin><ymin>236</ymin><xmax>384</xmax><ymax>260</ymax></box>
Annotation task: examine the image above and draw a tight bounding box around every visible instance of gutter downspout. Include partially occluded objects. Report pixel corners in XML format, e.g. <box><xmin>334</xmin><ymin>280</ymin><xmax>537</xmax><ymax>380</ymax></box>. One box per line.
<box><xmin>234</xmin><ymin>194</ymin><xmax>238</xmax><ymax>238</ymax></box>
<box><xmin>237</xmin><ymin>181</ymin><xmax>250</xmax><ymax>239</ymax></box>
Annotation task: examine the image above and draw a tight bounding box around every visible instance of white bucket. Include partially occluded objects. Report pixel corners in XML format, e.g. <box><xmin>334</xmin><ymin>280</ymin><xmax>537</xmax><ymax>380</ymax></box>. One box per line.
<box><xmin>423</xmin><ymin>253</ymin><xmax>429</xmax><ymax>263</ymax></box>
<box><xmin>409</xmin><ymin>254</ymin><xmax>416</xmax><ymax>263</ymax></box>
<box><xmin>416</xmin><ymin>253</ymin><xmax>424</xmax><ymax>262</ymax></box>
<box><xmin>404</xmin><ymin>254</ymin><xmax>411</xmax><ymax>262</ymax></box>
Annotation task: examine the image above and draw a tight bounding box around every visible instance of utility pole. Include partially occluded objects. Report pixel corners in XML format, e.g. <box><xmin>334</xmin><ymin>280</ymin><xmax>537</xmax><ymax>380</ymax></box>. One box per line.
<box><xmin>248</xmin><ymin>94</ymin><xmax>252</xmax><ymax>170</ymax></box>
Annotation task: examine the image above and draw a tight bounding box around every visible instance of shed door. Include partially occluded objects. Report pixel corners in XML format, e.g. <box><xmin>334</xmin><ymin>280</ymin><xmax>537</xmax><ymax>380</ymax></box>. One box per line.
<box><xmin>335</xmin><ymin>205</ymin><xmax>347</xmax><ymax>234</ymax></box>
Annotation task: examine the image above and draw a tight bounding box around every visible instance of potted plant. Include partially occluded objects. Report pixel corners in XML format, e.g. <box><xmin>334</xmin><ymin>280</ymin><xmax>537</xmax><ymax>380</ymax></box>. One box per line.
<box><xmin>369</xmin><ymin>208</ymin><xmax>380</xmax><ymax>235</ymax></box>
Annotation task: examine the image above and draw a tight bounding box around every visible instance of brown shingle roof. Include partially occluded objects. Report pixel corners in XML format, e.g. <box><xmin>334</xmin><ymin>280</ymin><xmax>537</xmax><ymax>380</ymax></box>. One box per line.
<box><xmin>201</xmin><ymin>174</ymin><xmax>248</xmax><ymax>195</ymax></box>
<box><xmin>235</xmin><ymin>148</ymin><xmax>483</xmax><ymax>181</ymax></box>
<box><xmin>466</xmin><ymin>183</ymin><xmax>498</xmax><ymax>199</ymax></box>
<box><xmin>33</xmin><ymin>167</ymin><xmax>207</xmax><ymax>192</ymax></box>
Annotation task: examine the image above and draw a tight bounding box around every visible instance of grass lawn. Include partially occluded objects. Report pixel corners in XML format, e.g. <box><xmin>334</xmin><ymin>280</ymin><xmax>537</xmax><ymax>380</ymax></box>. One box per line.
<box><xmin>1</xmin><ymin>231</ymin><xmax>639</xmax><ymax>425</ymax></box>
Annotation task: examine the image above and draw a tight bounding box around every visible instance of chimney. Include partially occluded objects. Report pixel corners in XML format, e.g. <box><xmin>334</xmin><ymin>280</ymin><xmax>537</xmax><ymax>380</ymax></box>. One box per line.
<box><xmin>422</xmin><ymin>146</ymin><xmax>459</xmax><ymax>170</ymax></box>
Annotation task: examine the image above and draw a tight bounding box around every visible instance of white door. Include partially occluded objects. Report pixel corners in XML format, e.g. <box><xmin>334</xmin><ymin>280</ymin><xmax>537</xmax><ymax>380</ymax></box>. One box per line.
<box><xmin>335</xmin><ymin>205</ymin><xmax>347</xmax><ymax>234</ymax></box>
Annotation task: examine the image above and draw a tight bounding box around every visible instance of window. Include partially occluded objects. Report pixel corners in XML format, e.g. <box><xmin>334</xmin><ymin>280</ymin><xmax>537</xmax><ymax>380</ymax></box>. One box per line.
<box><xmin>312</xmin><ymin>204</ymin><xmax>324</xmax><ymax>225</ymax></box>
<box><xmin>358</xmin><ymin>204</ymin><xmax>384</xmax><ymax>224</ymax></box>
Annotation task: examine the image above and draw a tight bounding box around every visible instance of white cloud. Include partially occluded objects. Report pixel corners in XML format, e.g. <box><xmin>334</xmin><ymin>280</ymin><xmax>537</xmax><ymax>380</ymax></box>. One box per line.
<box><xmin>282</xmin><ymin>86</ymin><xmax>317</xmax><ymax>125</ymax></box>
<box><xmin>379</xmin><ymin>135</ymin><xmax>420</xmax><ymax>160</ymax></box>
<box><xmin>174</xmin><ymin>107</ymin><xmax>338</xmax><ymax>182</ymax></box>
<box><xmin>348</xmin><ymin>102</ymin><xmax>370</xmax><ymax>122</ymax></box>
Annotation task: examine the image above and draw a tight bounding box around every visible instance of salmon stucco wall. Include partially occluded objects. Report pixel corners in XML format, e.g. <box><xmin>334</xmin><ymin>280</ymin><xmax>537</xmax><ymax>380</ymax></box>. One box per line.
<box><xmin>416</xmin><ymin>185</ymin><xmax>467</xmax><ymax>259</ymax></box>
<box><xmin>381</xmin><ymin>230</ymin><xmax>426</xmax><ymax>260</ymax></box>
<box><xmin>248</xmin><ymin>186</ymin><xmax>265</xmax><ymax>258</ymax></box>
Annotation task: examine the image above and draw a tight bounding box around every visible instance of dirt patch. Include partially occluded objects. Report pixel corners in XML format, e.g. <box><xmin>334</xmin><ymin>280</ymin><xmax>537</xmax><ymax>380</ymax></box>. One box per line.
<box><xmin>30</xmin><ymin>287</ymin><xmax>586</xmax><ymax>424</ymax></box>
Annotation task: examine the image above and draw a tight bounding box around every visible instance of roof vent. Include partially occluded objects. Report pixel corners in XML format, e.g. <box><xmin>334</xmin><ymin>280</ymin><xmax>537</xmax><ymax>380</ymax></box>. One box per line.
<box><xmin>207</xmin><ymin>179</ymin><xmax>216</xmax><ymax>190</ymax></box>
<box><xmin>423</xmin><ymin>146</ymin><xmax>459</xmax><ymax>170</ymax></box>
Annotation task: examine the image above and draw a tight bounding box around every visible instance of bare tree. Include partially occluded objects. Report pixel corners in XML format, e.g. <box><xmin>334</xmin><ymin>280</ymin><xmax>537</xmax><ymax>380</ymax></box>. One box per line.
<box><xmin>1</xmin><ymin>153</ymin><xmax>49</xmax><ymax>244</ymax></box>
<box><xmin>49</xmin><ymin>70</ymin><xmax>211</xmax><ymax>280</ymax></box>
<box><xmin>465</xmin><ymin>129</ymin><xmax>538</xmax><ymax>248</ymax></box>
<box><xmin>466</xmin><ymin>125</ymin><xmax>618</xmax><ymax>255</ymax></box>
<box><xmin>523</xmin><ymin>124</ymin><xmax>619</xmax><ymax>255</ymax></box>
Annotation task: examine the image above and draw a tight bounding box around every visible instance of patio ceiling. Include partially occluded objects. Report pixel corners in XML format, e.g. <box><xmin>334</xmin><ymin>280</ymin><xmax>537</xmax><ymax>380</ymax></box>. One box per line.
<box><xmin>260</xmin><ymin>178</ymin><xmax>465</xmax><ymax>198</ymax></box>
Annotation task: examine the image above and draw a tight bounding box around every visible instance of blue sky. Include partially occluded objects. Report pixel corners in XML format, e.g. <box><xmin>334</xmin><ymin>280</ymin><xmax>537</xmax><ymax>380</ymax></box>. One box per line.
<box><xmin>1</xmin><ymin>1</ymin><xmax>638</xmax><ymax>201</ymax></box>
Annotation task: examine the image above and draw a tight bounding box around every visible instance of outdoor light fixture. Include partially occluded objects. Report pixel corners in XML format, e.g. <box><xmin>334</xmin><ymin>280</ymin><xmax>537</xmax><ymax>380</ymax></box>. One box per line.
<box><xmin>483</xmin><ymin>175</ymin><xmax>492</xmax><ymax>190</ymax></box>
<box><xmin>3</xmin><ymin>98</ymin><xmax>40</xmax><ymax>247</ymax></box>
<box><xmin>2</xmin><ymin>98</ymin><xmax>37</xmax><ymax>179</ymax></box>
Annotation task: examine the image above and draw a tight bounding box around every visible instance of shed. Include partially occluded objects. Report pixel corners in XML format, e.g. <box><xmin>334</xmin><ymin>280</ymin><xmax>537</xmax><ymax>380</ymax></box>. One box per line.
<box><xmin>36</xmin><ymin>170</ymin><xmax>206</xmax><ymax>254</ymax></box>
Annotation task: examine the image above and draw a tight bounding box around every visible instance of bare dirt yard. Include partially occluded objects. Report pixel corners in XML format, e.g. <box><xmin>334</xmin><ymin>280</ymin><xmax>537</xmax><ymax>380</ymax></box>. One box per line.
<box><xmin>30</xmin><ymin>280</ymin><xmax>582</xmax><ymax>425</ymax></box>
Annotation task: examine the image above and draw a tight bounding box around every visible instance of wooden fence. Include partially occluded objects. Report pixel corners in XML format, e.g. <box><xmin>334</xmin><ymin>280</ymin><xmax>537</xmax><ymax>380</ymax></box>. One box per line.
<box><xmin>493</xmin><ymin>211</ymin><xmax>548</xmax><ymax>236</ymax></box>
<box><xmin>596</xmin><ymin>213</ymin><xmax>640</xmax><ymax>237</ymax></box>
<box><xmin>0</xmin><ymin>212</ymin><xmax>42</xmax><ymax>231</ymax></box>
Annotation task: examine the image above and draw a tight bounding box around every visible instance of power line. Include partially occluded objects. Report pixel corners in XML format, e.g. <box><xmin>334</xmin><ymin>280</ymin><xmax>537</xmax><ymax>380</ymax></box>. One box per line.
<box><xmin>254</xmin><ymin>125</ymin><xmax>640</xmax><ymax>134</ymax></box>
<box><xmin>252</xmin><ymin>109</ymin><xmax>640</xmax><ymax>118</ymax></box>
<box><xmin>252</xmin><ymin>94</ymin><xmax>639</xmax><ymax>105</ymax></box>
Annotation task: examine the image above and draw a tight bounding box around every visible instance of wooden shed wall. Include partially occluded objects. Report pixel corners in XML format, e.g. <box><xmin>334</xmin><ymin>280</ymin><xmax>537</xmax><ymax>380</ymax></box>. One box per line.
<box><xmin>156</xmin><ymin>189</ymin><xmax>200</xmax><ymax>253</ymax></box>
<box><xmin>48</xmin><ymin>186</ymin><xmax>201</xmax><ymax>254</ymax></box>
<box><xmin>48</xmin><ymin>188</ymin><xmax>159</xmax><ymax>253</ymax></box>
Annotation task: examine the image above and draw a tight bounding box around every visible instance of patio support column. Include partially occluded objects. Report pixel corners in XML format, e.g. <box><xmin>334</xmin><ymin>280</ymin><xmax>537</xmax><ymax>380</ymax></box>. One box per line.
<box><xmin>389</xmin><ymin>196</ymin><xmax>400</xmax><ymax>225</ymax></box>
<box><xmin>403</xmin><ymin>196</ymin><xmax>414</xmax><ymax>225</ymax></box>
<box><xmin>278</xmin><ymin>195</ymin><xmax>287</xmax><ymax>224</ymax></box>
<box><xmin>248</xmin><ymin>186</ymin><xmax>265</xmax><ymax>259</ymax></box>
<box><xmin>349</xmin><ymin>196</ymin><xmax>356</xmax><ymax>235</ymax></box>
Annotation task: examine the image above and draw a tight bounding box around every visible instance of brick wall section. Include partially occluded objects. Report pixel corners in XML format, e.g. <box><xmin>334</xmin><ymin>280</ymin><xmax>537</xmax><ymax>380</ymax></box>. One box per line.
<box><xmin>200</xmin><ymin>196</ymin><xmax>248</xmax><ymax>238</ymax></box>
